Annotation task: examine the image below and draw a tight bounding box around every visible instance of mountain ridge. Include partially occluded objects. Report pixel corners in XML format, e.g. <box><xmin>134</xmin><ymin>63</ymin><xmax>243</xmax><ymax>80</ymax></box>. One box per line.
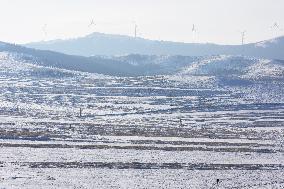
<box><xmin>25</xmin><ymin>32</ymin><xmax>284</xmax><ymax>60</ymax></box>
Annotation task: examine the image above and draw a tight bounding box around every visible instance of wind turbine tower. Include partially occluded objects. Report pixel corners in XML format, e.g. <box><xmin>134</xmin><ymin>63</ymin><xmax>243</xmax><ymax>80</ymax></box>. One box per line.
<box><xmin>192</xmin><ymin>24</ymin><xmax>196</xmax><ymax>33</ymax></box>
<box><xmin>192</xmin><ymin>24</ymin><xmax>197</xmax><ymax>42</ymax></box>
<box><xmin>134</xmin><ymin>23</ymin><xmax>138</xmax><ymax>38</ymax></box>
<box><xmin>241</xmin><ymin>31</ymin><xmax>246</xmax><ymax>45</ymax></box>
<box><xmin>42</xmin><ymin>24</ymin><xmax>48</xmax><ymax>37</ymax></box>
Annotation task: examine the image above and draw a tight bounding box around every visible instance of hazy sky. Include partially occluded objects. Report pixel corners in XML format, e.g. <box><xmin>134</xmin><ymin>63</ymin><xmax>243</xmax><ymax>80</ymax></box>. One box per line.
<box><xmin>0</xmin><ymin>0</ymin><xmax>284</xmax><ymax>44</ymax></box>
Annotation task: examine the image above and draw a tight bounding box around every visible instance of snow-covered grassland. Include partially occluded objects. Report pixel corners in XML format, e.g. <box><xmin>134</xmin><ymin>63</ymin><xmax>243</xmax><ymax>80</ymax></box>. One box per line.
<box><xmin>0</xmin><ymin>52</ymin><xmax>283</xmax><ymax>188</ymax></box>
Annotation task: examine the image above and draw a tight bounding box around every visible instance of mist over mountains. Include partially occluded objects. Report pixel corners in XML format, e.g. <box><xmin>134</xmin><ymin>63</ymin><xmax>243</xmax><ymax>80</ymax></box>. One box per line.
<box><xmin>26</xmin><ymin>32</ymin><xmax>284</xmax><ymax>60</ymax></box>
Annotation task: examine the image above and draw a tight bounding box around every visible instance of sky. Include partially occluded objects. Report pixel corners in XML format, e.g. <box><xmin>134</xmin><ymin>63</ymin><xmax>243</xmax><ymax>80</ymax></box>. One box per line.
<box><xmin>0</xmin><ymin>0</ymin><xmax>284</xmax><ymax>45</ymax></box>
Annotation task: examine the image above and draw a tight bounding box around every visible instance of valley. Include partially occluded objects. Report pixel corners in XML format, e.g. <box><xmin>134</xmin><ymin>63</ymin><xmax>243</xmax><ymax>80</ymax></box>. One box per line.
<box><xmin>0</xmin><ymin>51</ymin><xmax>283</xmax><ymax>188</ymax></box>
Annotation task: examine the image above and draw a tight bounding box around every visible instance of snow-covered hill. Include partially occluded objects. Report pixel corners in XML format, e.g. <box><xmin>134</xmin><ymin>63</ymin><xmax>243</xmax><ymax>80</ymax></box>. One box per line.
<box><xmin>1</xmin><ymin>42</ymin><xmax>284</xmax><ymax>82</ymax></box>
<box><xmin>176</xmin><ymin>55</ymin><xmax>284</xmax><ymax>80</ymax></box>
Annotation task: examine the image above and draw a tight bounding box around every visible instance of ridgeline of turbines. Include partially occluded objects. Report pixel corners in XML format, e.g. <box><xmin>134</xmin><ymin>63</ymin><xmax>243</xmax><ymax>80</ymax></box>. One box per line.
<box><xmin>41</xmin><ymin>19</ymin><xmax>283</xmax><ymax>45</ymax></box>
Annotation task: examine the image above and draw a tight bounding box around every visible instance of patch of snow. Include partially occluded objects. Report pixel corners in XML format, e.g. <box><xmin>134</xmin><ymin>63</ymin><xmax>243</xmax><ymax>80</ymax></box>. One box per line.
<box><xmin>243</xmin><ymin>59</ymin><xmax>284</xmax><ymax>79</ymax></box>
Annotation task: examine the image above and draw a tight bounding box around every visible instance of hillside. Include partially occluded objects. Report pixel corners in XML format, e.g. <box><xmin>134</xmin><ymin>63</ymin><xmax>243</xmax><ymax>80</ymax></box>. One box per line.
<box><xmin>1</xmin><ymin>41</ymin><xmax>284</xmax><ymax>81</ymax></box>
<box><xmin>1</xmin><ymin>41</ymin><xmax>284</xmax><ymax>188</ymax></box>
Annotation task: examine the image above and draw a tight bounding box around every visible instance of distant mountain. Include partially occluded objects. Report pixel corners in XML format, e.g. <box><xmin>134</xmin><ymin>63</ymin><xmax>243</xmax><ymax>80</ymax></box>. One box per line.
<box><xmin>25</xmin><ymin>32</ymin><xmax>284</xmax><ymax>60</ymax></box>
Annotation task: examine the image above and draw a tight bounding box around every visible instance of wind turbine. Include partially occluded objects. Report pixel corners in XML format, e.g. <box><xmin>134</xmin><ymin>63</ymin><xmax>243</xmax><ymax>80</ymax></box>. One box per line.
<box><xmin>270</xmin><ymin>22</ymin><xmax>283</xmax><ymax>37</ymax></box>
<box><xmin>240</xmin><ymin>30</ymin><xmax>246</xmax><ymax>45</ymax></box>
<box><xmin>42</xmin><ymin>24</ymin><xmax>48</xmax><ymax>39</ymax></box>
<box><xmin>88</xmin><ymin>18</ymin><xmax>96</xmax><ymax>28</ymax></box>
<box><xmin>134</xmin><ymin>22</ymin><xmax>138</xmax><ymax>38</ymax></box>
<box><xmin>192</xmin><ymin>24</ymin><xmax>197</xmax><ymax>43</ymax></box>
<box><xmin>192</xmin><ymin>24</ymin><xmax>196</xmax><ymax>33</ymax></box>
<box><xmin>131</xmin><ymin>20</ymin><xmax>139</xmax><ymax>38</ymax></box>
<box><xmin>271</xmin><ymin>22</ymin><xmax>280</xmax><ymax>30</ymax></box>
